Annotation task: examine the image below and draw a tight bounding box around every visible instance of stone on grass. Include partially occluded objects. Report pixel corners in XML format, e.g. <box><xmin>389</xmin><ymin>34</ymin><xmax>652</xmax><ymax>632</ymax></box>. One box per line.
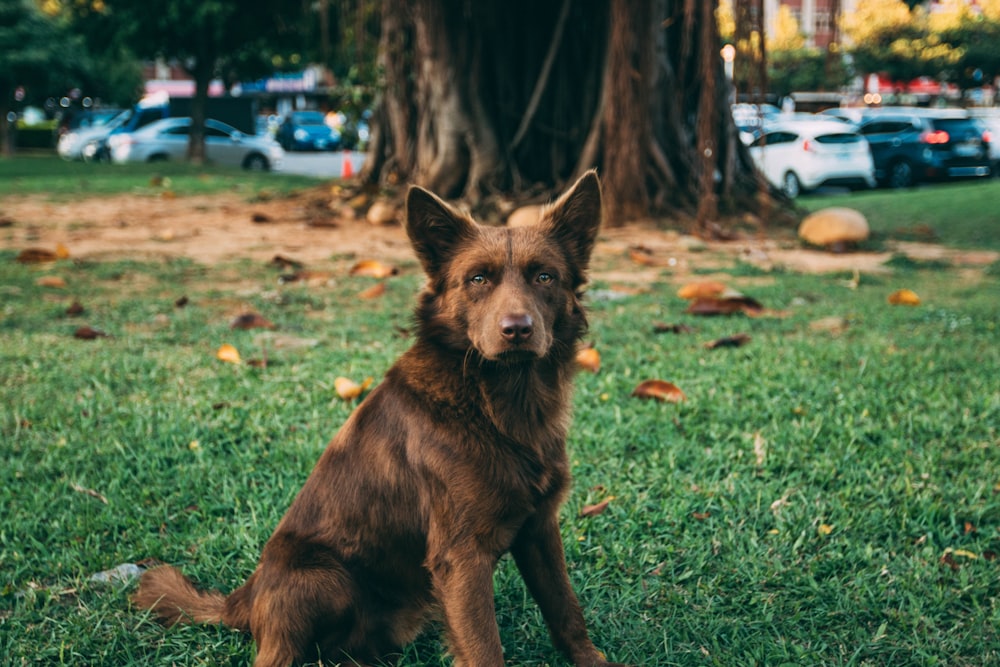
<box><xmin>798</xmin><ymin>207</ymin><xmax>870</xmax><ymax>251</ymax></box>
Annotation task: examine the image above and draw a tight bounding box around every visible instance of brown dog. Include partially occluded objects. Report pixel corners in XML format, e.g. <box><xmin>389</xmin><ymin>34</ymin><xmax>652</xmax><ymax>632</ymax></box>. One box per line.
<box><xmin>134</xmin><ymin>171</ymin><xmax>628</xmax><ymax>667</ymax></box>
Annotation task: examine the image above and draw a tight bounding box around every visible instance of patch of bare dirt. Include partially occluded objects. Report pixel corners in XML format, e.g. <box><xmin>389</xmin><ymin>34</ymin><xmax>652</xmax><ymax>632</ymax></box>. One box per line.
<box><xmin>2</xmin><ymin>191</ymin><xmax>996</xmax><ymax>278</ymax></box>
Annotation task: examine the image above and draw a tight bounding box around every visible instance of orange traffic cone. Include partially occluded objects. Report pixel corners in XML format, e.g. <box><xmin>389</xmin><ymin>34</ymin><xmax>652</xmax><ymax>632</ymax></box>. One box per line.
<box><xmin>341</xmin><ymin>152</ymin><xmax>354</xmax><ymax>179</ymax></box>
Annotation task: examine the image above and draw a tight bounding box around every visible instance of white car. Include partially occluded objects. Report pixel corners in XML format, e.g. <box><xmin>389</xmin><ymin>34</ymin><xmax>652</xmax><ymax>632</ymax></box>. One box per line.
<box><xmin>57</xmin><ymin>109</ymin><xmax>130</xmax><ymax>161</ymax></box>
<box><xmin>108</xmin><ymin>117</ymin><xmax>284</xmax><ymax>171</ymax></box>
<box><xmin>748</xmin><ymin>118</ymin><xmax>876</xmax><ymax>197</ymax></box>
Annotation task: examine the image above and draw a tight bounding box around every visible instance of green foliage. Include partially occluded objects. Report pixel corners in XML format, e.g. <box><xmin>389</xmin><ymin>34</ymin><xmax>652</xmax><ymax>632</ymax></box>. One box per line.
<box><xmin>768</xmin><ymin>48</ymin><xmax>849</xmax><ymax>97</ymax></box>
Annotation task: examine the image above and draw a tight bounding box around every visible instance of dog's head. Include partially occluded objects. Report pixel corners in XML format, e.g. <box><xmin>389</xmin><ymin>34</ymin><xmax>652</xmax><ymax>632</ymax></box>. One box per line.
<box><xmin>405</xmin><ymin>171</ymin><xmax>602</xmax><ymax>363</ymax></box>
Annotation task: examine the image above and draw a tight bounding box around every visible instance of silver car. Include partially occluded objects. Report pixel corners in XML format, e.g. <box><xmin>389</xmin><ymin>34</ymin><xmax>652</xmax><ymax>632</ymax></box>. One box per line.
<box><xmin>108</xmin><ymin>117</ymin><xmax>284</xmax><ymax>171</ymax></box>
<box><xmin>57</xmin><ymin>109</ymin><xmax>130</xmax><ymax>161</ymax></box>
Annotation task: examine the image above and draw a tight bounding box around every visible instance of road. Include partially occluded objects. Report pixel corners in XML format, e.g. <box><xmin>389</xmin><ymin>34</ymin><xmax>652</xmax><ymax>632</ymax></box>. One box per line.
<box><xmin>277</xmin><ymin>150</ymin><xmax>367</xmax><ymax>179</ymax></box>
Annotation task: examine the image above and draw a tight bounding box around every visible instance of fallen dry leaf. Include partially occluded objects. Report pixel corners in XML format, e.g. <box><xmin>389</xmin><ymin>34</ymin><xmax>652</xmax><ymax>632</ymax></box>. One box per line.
<box><xmin>230</xmin><ymin>312</ymin><xmax>276</xmax><ymax>330</ymax></box>
<box><xmin>358</xmin><ymin>282</ymin><xmax>387</xmax><ymax>299</ymax></box>
<box><xmin>74</xmin><ymin>326</ymin><xmax>109</xmax><ymax>340</ymax></box>
<box><xmin>216</xmin><ymin>343</ymin><xmax>242</xmax><ymax>364</ymax></box>
<box><xmin>271</xmin><ymin>254</ymin><xmax>304</xmax><ymax>270</ymax></box>
<box><xmin>175</xmin><ymin>295</ymin><xmax>190</xmax><ymax>308</ymax></box>
<box><xmin>350</xmin><ymin>259</ymin><xmax>398</xmax><ymax>279</ymax></box>
<box><xmin>888</xmin><ymin>289</ymin><xmax>921</xmax><ymax>306</ymax></box>
<box><xmin>686</xmin><ymin>296</ymin><xmax>763</xmax><ymax>317</ymax></box>
<box><xmin>809</xmin><ymin>316</ymin><xmax>849</xmax><ymax>334</ymax></box>
<box><xmin>627</xmin><ymin>246</ymin><xmax>658</xmax><ymax>266</ymax></box>
<box><xmin>36</xmin><ymin>275</ymin><xmax>67</xmax><ymax>288</ymax></box>
<box><xmin>653</xmin><ymin>322</ymin><xmax>694</xmax><ymax>334</ymax></box>
<box><xmin>677</xmin><ymin>280</ymin><xmax>729</xmax><ymax>300</ymax></box>
<box><xmin>632</xmin><ymin>379</ymin><xmax>686</xmax><ymax>403</ymax></box>
<box><xmin>704</xmin><ymin>333</ymin><xmax>751</xmax><ymax>349</ymax></box>
<box><xmin>575</xmin><ymin>346</ymin><xmax>601</xmax><ymax>373</ymax></box>
<box><xmin>335</xmin><ymin>376</ymin><xmax>374</xmax><ymax>400</ymax></box>
<box><xmin>818</xmin><ymin>523</ymin><xmax>834</xmax><ymax>536</ymax></box>
<box><xmin>692</xmin><ymin>511</ymin><xmax>711</xmax><ymax>521</ymax></box>
<box><xmin>65</xmin><ymin>300</ymin><xmax>85</xmax><ymax>316</ymax></box>
<box><xmin>752</xmin><ymin>432</ymin><xmax>767</xmax><ymax>466</ymax></box>
<box><xmin>580</xmin><ymin>497</ymin><xmax>615</xmax><ymax>518</ymax></box>
<box><xmin>17</xmin><ymin>247</ymin><xmax>65</xmax><ymax>263</ymax></box>
<box><xmin>70</xmin><ymin>482</ymin><xmax>108</xmax><ymax>504</ymax></box>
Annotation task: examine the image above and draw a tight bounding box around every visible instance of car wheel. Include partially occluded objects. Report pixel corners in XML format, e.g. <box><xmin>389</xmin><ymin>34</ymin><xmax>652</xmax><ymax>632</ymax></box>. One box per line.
<box><xmin>243</xmin><ymin>154</ymin><xmax>269</xmax><ymax>171</ymax></box>
<box><xmin>888</xmin><ymin>160</ymin><xmax>915</xmax><ymax>188</ymax></box>
<box><xmin>782</xmin><ymin>171</ymin><xmax>802</xmax><ymax>198</ymax></box>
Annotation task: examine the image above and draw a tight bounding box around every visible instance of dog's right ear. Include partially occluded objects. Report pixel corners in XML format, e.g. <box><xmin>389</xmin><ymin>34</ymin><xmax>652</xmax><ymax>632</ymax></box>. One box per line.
<box><xmin>405</xmin><ymin>186</ymin><xmax>476</xmax><ymax>279</ymax></box>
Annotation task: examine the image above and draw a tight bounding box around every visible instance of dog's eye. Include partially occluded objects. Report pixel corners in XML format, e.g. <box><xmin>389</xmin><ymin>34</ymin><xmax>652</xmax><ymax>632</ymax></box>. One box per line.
<box><xmin>536</xmin><ymin>272</ymin><xmax>554</xmax><ymax>284</ymax></box>
<box><xmin>470</xmin><ymin>274</ymin><xmax>487</xmax><ymax>286</ymax></box>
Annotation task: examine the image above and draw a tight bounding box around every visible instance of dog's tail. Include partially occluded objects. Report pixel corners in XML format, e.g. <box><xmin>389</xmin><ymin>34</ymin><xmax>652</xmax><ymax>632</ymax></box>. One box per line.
<box><xmin>133</xmin><ymin>565</ymin><xmax>228</xmax><ymax>627</ymax></box>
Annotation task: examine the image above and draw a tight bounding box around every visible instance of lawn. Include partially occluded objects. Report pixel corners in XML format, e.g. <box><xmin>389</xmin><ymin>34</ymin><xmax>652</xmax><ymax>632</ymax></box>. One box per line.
<box><xmin>1</xmin><ymin>165</ymin><xmax>999</xmax><ymax>666</ymax></box>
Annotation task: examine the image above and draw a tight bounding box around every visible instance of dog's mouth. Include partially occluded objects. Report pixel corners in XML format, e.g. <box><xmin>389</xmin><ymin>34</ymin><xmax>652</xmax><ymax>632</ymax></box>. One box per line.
<box><xmin>490</xmin><ymin>348</ymin><xmax>540</xmax><ymax>364</ymax></box>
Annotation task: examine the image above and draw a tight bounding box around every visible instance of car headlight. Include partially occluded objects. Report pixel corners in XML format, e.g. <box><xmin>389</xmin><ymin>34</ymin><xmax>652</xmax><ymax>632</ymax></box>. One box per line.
<box><xmin>294</xmin><ymin>129</ymin><xmax>308</xmax><ymax>141</ymax></box>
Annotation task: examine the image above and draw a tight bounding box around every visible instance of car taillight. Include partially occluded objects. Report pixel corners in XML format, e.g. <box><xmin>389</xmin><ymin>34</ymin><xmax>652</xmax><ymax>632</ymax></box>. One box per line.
<box><xmin>920</xmin><ymin>129</ymin><xmax>949</xmax><ymax>145</ymax></box>
<box><xmin>983</xmin><ymin>130</ymin><xmax>993</xmax><ymax>144</ymax></box>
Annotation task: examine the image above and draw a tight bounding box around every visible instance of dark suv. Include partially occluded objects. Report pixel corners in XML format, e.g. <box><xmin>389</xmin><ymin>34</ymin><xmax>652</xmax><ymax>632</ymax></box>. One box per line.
<box><xmin>855</xmin><ymin>107</ymin><xmax>992</xmax><ymax>188</ymax></box>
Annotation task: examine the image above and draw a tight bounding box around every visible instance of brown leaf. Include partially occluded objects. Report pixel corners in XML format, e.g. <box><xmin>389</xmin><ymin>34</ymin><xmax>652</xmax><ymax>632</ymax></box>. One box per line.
<box><xmin>580</xmin><ymin>497</ymin><xmax>615</xmax><ymax>518</ymax></box>
<box><xmin>632</xmin><ymin>379</ymin><xmax>686</xmax><ymax>403</ymax></box>
<box><xmin>230</xmin><ymin>312</ymin><xmax>276</xmax><ymax>330</ymax></box>
<box><xmin>809</xmin><ymin>316</ymin><xmax>849</xmax><ymax>334</ymax></box>
<box><xmin>888</xmin><ymin>289</ymin><xmax>921</xmax><ymax>306</ymax></box>
<box><xmin>36</xmin><ymin>275</ymin><xmax>67</xmax><ymax>288</ymax></box>
<box><xmin>350</xmin><ymin>259</ymin><xmax>398</xmax><ymax>279</ymax></box>
<box><xmin>175</xmin><ymin>295</ymin><xmax>190</xmax><ymax>308</ymax></box>
<box><xmin>70</xmin><ymin>482</ymin><xmax>108</xmax><ymax>504</ymax></box>
<box><xmin>17</xmin><ymin>248</ymin><xmax>58</xmax><ymax>263</ymax></box>
<box><xmin>692</xmin><ymin>511</ymin><xmax>711</xmax><ymax>521</ymax></box>
<box><xmin>575</xmin><ymin>346</ymin><xmax>601</xmax><ymax>373</ymax></box>
<box><xmin>74</xmin><ymin>326</ymin><xmax>109</xmax><ymax>340</ymax></box>
<box><xmin>358</xmin><ymin>282</ymin><xmax>387</xmax><ymax>299</ymax></box>
<box><xmin>628</xmin><ymin>246</ymin><xmax>658</xmax><ymax>266</ymax></box>
<box><xmin>653</xmin><ymin>322</ymin><xmax>694</xmax><ymax>334</ymax></box>
<box><xmin>271</xmin><ymin>254</ymin><xmax>304</xmax><ymax>270</ymax></box>
<box><xmin>686</xmin><ymin>296</ymin><xmax>764</xmax><ymax>317</ymax></box>
<box><xmin>279</xmin><ymin>270</ymin><xmax>335</xmax><ymax>286</ymax></box>
<box><xmin>250</xmin><ymin>212</ymin><xmax>273</xmax><ymax>224</ymax></box>
<box><xmin>65</xmin><ymin>300</ymin><xmax>85</xmax><ymax>316</ymax></box>
<box><xmin>704</xmin><ymin>333</ymin><xmax>751</xmax><ymax>350</ymax></box>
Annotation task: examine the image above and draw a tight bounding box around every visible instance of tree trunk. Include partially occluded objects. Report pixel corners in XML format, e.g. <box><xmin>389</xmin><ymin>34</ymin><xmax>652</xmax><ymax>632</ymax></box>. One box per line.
<box><xmin>364</xmin><ymin>0</ymin><xmax>778</xmax><ymax>232</ymax></box>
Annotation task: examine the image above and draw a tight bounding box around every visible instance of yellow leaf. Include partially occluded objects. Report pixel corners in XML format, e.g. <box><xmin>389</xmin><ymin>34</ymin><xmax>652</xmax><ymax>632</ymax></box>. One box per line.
<box><xmin>335</xmin><ymin>376</ymin><xmax>374</xmax><ymax>400</ymax></box>
<box><xmin>818</xmin><ymin>523</ymin><xmax>834</xmax><ymax>536</ymax></box>
<box><xmin>952</xmin><ymin>549</ymin><xmax>978</xmax><ymax>560</ymax></box>
<box><xmin>888</xmin><ymin>289</ymin><xmax>921</xmax><ymax>306</ymax></box>
<box><xmin>216</xmin><ymin>343</ymin><xmax>242</xmax><ymax>364</ymax></box>
<box><xmin>575</xmin><ymin>346</ymin><xmax>601</xmax><ymax>373</ymax></box>
<box><xmin>35</xmin><ymin>276</ymin><xmax>67</xmax><ymax>288</ymax></box>
<box><xmin>350</xmin><ymin>259</ymin><xmax>398</xmax><ymax>279</ymax></box>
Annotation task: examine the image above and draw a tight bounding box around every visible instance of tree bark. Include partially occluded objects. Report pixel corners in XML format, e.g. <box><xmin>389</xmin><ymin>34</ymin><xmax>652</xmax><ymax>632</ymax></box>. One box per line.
<box><xmin>365</xmin><ymin>0</ymin><xmax>778</xmax><ymax>232</ymax></box>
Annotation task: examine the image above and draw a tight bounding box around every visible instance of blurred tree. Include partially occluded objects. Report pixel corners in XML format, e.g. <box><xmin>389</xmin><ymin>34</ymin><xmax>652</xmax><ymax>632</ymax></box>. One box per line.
<box><xmin>366</xmin><ymin>0</ymin><xmax>772</xmax><ymax>235</ymax></box>
<box><xmin>932</xmin><ymin>0</ymin><xmax>1000</xmax><ymax>92</ymax></box>
<box><xmin>769</xmin><ymin>5</ymin><xmax>806</xmax><ymax>52</ymax></box>
<box><xmin>0</xmin><ymin>0</ymin><xmax>82</xmax><ymax>155</ymax></box>
<box><xmin>842</xmin><ymin>0</ymin><xmax>963</xmax><ymax>83</ymax></box>
<box><xmin>60</xmin><ymin>0</ymin><xmax>309</xmax><ymax>163</ymax></box>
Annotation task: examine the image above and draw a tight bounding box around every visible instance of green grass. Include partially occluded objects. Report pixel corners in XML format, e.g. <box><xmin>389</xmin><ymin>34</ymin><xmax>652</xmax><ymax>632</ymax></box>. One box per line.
<box><xmin>801</xmin><ymin>179</ymin><xmax>1000</xmax><ymax>251</ymax></box>
<box><xmin>2</xmin><ymin>230</ymin><xmax>998</xmax><ymax>666</ymax></box>
<box><xmin>0</xmin><ymin>155</ymin><xmax>321</xmax><ymax>199</ymax></box>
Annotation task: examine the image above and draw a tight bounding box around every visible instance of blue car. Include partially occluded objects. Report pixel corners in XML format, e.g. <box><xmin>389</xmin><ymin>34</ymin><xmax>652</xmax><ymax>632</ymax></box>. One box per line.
<box><xmin>276</xmin><ymin>110</ymin><xmax>342</xmax><ymax>151</ymax></box>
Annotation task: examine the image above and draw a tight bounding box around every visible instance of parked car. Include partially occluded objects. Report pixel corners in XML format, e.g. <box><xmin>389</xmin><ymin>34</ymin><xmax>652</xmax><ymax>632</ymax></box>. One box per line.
<box><xmin>276</xmin><ymin>110</ymin><xmax>342</xmax><ymax>151</ymax></box>
<box><xmin>57</xmin><ymin>108</ymin><xmax>130</xmax><ymax>161</ymax></box>
<box><xmin>854</xmin><ymin>107</ymin><xmax>992</xmax><ymax>188</ymax></box>
<box><xmin>969</xmin><ymin>109</ymin><xmax>1000</xmax><ymax>174</ymax></box>
<box><xmin>748</xmin><ymin>118</ymin><xmax>876</xmax><ymax>198</ymax></box>
<box><xmin>108</xmin><ymin>117</ymin><xmax>284</xmax><ymax>171</ymax></box>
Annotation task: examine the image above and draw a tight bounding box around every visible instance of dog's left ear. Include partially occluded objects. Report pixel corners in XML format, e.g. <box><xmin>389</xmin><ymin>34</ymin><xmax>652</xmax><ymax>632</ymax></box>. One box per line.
<box><xmin>542</xmin><ymin>170</ymin><xmax>603</xmax><ymax>274</ymax></box>
<box><xmin>405</xmin><ymin>185</ymin><xmax>477</xmax><ymax>279</ymax></box>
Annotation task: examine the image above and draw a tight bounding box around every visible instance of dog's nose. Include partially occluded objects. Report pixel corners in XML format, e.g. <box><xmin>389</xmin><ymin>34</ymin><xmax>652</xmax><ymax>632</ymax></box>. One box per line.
<box><xmin>500</xmin><ymin>314</ymin><xmax>533</xmax><ymax>342</ymax></box>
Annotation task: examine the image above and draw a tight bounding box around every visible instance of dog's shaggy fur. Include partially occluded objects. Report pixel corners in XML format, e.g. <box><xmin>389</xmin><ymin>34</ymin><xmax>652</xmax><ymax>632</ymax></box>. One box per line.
<box><xmin>134</xmin><ymin>171</ymin><xmax>629</xmax><ymax>667</ymax></box>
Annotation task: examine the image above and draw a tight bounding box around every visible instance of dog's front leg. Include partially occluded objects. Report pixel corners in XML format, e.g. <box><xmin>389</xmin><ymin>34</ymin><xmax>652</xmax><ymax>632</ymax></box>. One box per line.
<box><xmin>511</xmin><ymin>510</ymin><xmax>631</xmax><ymax>667</ymax></box>
<box><xmin>428</xmin><ymin>543</ymin><xmax>505</xmax><ymax>667</ymax></box>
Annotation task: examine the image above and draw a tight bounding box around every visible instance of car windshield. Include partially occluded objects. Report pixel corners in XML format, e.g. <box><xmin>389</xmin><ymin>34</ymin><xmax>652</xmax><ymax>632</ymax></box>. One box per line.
<box><xmin>931</xmin><ymin>118</ymin><xmax>980</xmax><ymax>139</ymax></box>
<box><xmin>293</xmin><ymin>112</ymin><xmax>326</xmax><ymax>126</ymax></box>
